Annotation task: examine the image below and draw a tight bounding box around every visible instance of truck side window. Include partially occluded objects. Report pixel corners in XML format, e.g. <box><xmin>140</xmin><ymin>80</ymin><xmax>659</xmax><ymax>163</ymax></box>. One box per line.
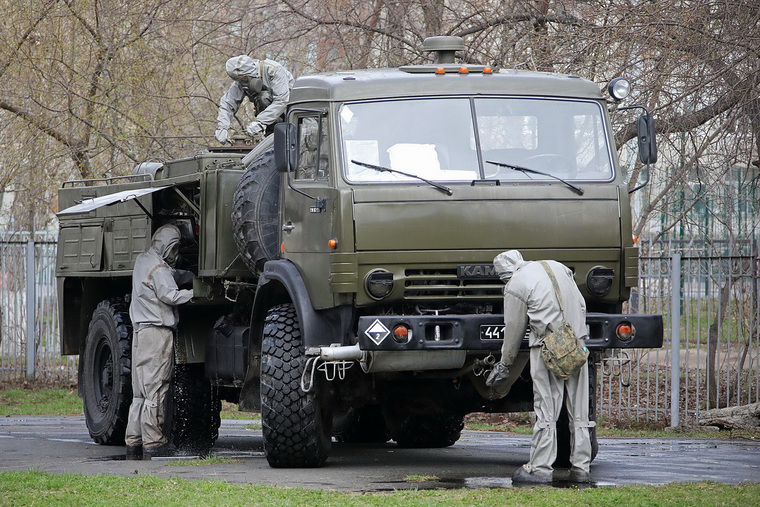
<box><xmin>296</xmin><ymin>115</ymin><xmax>329</xmax><ymax>181</ymax></box>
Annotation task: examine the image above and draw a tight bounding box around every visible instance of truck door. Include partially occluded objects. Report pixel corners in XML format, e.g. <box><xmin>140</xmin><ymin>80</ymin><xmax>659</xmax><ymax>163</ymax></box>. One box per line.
<box><xmin>281</xmin><ymin>110</ymin><xmax>338</xmax><ymax>308</ymax></box>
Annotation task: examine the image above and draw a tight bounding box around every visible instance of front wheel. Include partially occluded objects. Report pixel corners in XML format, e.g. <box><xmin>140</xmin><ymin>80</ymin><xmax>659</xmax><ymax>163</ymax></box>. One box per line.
<box><xmin>260</xmin><ymin>303</ymin><xmax>332</xmax><ymax>467</ymax></box>
<box><xmin>81</xmin><ymin>299</ymin><xmax>133</xmax><ymax>445</ymax></box>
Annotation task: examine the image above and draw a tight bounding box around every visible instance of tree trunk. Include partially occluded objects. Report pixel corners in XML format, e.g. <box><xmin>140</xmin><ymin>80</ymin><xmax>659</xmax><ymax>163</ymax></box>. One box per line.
<box><xmin>698</xmin><ymin>402</ymin><xmax>760</xmax><ymax>430</ymax></box>
<box><xmin>707</xmin><ymin>281</ymin><xmax>732</xmax><ymax>409</ymax></box>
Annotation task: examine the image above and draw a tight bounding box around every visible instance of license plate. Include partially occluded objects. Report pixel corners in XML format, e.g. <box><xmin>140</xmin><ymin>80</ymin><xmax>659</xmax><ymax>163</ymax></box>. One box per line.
<box><xmin>480</xmin><ymin>325</ymin><xmax>504</xmax><ymax>340</ymax></box>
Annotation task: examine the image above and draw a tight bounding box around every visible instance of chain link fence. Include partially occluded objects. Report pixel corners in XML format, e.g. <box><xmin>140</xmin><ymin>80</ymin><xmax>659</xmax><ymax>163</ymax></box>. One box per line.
<box><xmin>2</xmin><ymin>233</ymin><xmax>759</xmax><ymax>426</ymax></box>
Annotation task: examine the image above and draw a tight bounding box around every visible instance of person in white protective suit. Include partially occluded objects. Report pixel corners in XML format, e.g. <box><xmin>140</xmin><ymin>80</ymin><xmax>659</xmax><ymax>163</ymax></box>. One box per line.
<box><xmin>214</xmin><ymin>55</ymin><xmax>294</xmax><ymax>143</ymax></box>
<box><xmin>125</xmin><ymin>225</ymin><xmax>193</xmax><ymax>460</ymax></box>
<box><xmin>485</xmin><ymin>250</ymin><xmax>593</xmax><ymax>484</ymax></box>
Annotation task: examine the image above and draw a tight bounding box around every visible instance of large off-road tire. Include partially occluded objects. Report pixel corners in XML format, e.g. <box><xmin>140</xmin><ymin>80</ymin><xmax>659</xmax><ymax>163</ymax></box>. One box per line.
<box><xmin>385</xmin><ymin>411</ymin><xmax>465</xmax><ymax>448</ymax></box>
<box><xmin>554</xmin><ymin>359</ymin><xmax>598</xmax><ymax>468</ymax></box>
<box><xmin>165</xmin><ymin>363</ymin><xmax>221</xmax><ymax>455</ymax></box>
<box><xmin>260</xmin><ymin>303</ymin><xmax>332</xmax><ymax>467</ymax></box>
<box><xmin>231</xmin><ymin>145</ymin><xmax>280</xmax><ymax>275</ymax></box>
<box><xmin>81</xmin><ymin>299</ymin><xmax>133</xmax><ymax>445</ymax></box>
<box><xmin>333</xmin><ymin>405</ymin><xmax>390</xmax><ymax>444</ymax></box>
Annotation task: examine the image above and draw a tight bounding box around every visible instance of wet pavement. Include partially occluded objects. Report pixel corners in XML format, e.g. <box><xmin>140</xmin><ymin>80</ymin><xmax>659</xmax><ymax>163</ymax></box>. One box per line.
<box><xmin>1</xmin><ymin>415</ymin><xmax>758</xmax><ymax>491</ymax></box>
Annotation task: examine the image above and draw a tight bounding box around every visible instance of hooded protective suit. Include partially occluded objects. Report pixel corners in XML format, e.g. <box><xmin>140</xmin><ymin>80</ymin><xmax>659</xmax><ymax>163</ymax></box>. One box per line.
<box><xmin>125</xmin><ymin>225</ymin><xmax>193</xmax><ymax>453</ymax></box>
<box><xmin>215</xmin><ymin>55</ymin><xmax>294</xmax><ymax>142</ymax></box>
<box><xmin>492</xmin><ymin>250</ymin><xmax>593</xmax><ymax>480</ymax></box>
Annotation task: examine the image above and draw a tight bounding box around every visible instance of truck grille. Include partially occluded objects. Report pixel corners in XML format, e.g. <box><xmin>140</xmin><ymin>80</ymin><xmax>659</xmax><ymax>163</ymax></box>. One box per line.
<box><xmin>404</xmin><ymin>269</ymin><xmax>503</xmax><ymax>301</ymax></box>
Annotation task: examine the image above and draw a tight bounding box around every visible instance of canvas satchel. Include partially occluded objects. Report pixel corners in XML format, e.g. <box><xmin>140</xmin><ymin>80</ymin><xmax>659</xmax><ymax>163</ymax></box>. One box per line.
<box><xmin>538</xmin><ymin>261</ymin><xmax>589</xmax><ymax>380</ymax></box>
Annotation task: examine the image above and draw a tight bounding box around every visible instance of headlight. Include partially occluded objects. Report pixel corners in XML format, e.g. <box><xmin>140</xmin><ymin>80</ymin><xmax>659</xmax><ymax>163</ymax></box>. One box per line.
<box><xmin>607</xmin><ymin>77</ymin><xmax>631</xmax><ymax>101</ymax></box>
<box><xmin>586</xmin><ymin>266</ymin><xmax>614</xmax><ymax>296</ymax></box>
<box><xmin>365</xmin><ymin>269</ymin><xmax>394</xmax><ymax>300</ymax></box>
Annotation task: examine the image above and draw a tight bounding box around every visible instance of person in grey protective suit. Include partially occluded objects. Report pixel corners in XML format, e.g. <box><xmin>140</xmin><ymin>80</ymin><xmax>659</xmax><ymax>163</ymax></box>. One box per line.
<box><xmin>485</xmin><ymin>250</ymin><xmax>593</xmax><ymax>484</ymax></box>
<box><xmin>125</xmin><ymin>225</ymin><xmax>193</xmax><ymax>460</ymax></box>
<box><xmin>214</xmin><ymin>55</ymin><xmax>295</xmax><ymax>143</ymax></box>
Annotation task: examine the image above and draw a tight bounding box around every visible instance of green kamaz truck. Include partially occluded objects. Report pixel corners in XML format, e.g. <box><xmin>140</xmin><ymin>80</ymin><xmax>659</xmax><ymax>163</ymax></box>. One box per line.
<box><xmin>56</xmin><ymin>37</ymin><xmax>662</xmax><ymax>468</ymax></box>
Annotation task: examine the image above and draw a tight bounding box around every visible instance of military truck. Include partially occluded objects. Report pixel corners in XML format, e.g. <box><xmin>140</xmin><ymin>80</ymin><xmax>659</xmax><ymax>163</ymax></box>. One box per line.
<box><xmin>56</xmin><ymin>36</ymin><xmax>662</xmax><ymax>467</ymax></box>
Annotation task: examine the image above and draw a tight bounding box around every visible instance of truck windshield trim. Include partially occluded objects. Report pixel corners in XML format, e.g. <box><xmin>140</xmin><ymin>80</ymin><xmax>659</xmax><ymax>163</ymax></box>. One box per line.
<box><xmin>339</xmin><ymin>96</ymin><xmax>615</xmax><ymax>185</ymax></box>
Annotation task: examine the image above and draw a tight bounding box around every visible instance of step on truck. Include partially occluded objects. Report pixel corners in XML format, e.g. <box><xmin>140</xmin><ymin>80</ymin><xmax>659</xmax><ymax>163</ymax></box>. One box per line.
<box><xmin>56</xmin><ymin>36</ymin><xmax>663</xmax><ymax>467</ymax></box>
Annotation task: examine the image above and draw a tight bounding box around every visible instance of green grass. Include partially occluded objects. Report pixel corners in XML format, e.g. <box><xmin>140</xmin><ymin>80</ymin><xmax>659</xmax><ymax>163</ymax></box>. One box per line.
<box><xmin>167</xmin><ymin>456</ymin><xmax>241</xmax><ymax>467</ymax></box>
<box><xmin>0</xmin><ymin>387</ymin><xmax>82</xmax><ymax>416</ymax></box>
<box><xmin>219</xmin><ymin>401</ymin><xmax>258</xmax><ymax>420</ymax></box>
<box><xmin>0</xmin><ymin>471</ymin><xmax>757</xmax><ymax>506</ymax></box>
<box><xmin>465</xmin><ymin>417</ymin><xmax>759</xmax><ymax>441</ymax></box>
<box><xmin>662</xmin><ymin>296</ymin><xmax>755</xmax><ymax>346</ymax></box>
<box><xmin>0</xmin><ymin>386</ymin><xmax>256</xmax><ymax>420</ymax></box>
<box><xmin>404</xmin><ymin>474</ymin><xmax>440</xmax><ymax>482</ymax></box>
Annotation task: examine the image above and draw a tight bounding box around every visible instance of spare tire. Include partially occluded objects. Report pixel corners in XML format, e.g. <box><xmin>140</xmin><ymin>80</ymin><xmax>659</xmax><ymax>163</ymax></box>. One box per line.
<box><xmin>231</xmin><ymin>143</ymin><xmax>280</xmax><ymax>275</ymax></box>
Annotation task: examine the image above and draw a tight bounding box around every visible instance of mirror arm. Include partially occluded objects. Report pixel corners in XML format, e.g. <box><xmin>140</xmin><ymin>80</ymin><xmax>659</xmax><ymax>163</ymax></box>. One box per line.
<box><xmin>628</xmin><ymin>162</ymin><xmax>650</xmax><ymax>194</ymax></box>
<box><xmin>617</xmin><ymin>105</ymin><xmax>650</xmax><ymax>115</ymax></box>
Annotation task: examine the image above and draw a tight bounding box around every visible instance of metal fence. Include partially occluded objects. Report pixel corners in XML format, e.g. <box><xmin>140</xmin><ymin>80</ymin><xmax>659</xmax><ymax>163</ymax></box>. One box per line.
<box><xmin>598</xmin><ymin>238</ymin><xmax>760</xmax><ymax>427</ymax></box>
<box><xmin>0</xmin><ymin>232</ymin><xmax>77</xmax><ymax>383</ymax></box>
<box><xmin>2</xmin><ymin>233</ymin><xmax>759</xmax><ymax>426</ymax></box>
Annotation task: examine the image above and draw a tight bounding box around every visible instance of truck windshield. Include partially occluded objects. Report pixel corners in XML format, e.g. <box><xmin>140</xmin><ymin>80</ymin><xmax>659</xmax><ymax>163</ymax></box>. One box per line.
<box><xmin>340</xmin><ymin>97</ymin><xmax>613</xmax><ymax>183</ymax></box>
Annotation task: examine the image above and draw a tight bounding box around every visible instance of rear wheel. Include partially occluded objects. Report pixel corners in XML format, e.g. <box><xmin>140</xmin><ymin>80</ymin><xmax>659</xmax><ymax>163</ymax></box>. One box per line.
<box><xmin>260</xmin><ymin>303</ymin><xmax>332</xmax><ymax>467</ymax></box>
<box><xmin>385</xmin><ymin>410</ymin><xmax>464</xmax><ymax>448</ymax></box>
<box><xmin>333</xmin><ymin>405</ymin><xmax>390</xmax><ymax>444</ymax></box>
<box><xmin>165</xmin><ymin>363</ymin><xmax>221</xmax><ymax>455</ymax></box>
<box><xmin>81</xmin><ymin>299</ymin><xmax>132</xmax><ymax>445</ymax></box>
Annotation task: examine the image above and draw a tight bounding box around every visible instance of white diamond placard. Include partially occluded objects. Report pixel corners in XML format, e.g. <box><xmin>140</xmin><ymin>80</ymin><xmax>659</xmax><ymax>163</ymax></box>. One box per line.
<box><xmin>365</xmin><ymin>319</ymin><xmax>390</xmax><ymax>345</ymax></box>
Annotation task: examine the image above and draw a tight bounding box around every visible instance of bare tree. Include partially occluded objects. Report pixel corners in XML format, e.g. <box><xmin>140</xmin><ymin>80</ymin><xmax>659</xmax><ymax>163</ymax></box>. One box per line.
<box><xmin>0</xmin><ymin>0</ymin><xmax>758</xmax><ymax>238</ymax></box>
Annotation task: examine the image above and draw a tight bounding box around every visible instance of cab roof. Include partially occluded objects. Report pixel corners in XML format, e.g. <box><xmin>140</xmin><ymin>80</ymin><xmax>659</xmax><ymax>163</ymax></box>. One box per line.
<box><xmin>289</xmin><ymin>66</ymin><xmax>604</xmax><ymax>104</ymax></box>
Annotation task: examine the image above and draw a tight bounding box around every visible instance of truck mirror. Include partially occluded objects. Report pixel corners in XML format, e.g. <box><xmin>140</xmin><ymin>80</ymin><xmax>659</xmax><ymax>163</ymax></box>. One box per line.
<box><xmin>274</xmin><ymin>122</ymin><xmax>298</xmax><ymax>172</ymax></box>
<box><xmin>637</xmin><ymin>114</ymin><xmax>657</xmax><ymax>165</ymax></box>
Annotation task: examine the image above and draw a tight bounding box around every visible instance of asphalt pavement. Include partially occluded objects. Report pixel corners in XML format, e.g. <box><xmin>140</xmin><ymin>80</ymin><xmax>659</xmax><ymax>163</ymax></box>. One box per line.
<box><xmin>1</xmin><ymin>415</ymin><xmax>758</xmax><ymax>491</ymax></box>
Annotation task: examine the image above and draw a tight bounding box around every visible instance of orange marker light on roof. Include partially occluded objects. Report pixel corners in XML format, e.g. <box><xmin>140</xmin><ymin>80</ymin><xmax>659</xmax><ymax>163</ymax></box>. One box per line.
<box><xmin>459</xmin><ymin>66</ymin><xmax>469</xmax><ymax>74</ymax></box>
<box><xmin>483</xmin><ymin>67</ymin><xmax>493</xmax><ymax>74</ymax></box>
<box><xmin>435</xmin><ymin>67</ymin><xmax>446</xmax><ymax>74</ymax></box>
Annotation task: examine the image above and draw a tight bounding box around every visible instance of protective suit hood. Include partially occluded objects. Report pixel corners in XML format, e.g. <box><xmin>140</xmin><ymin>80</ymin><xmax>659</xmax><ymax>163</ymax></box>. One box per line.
<box><xmin>150</xmin><ymin>224</ymin><xmax>181</xmax><ymax>262</ymax></box>
<box><xmin>493</xmin><ymin>250</ymin><xmax>527</xmax><ymax>282</ymax></box>
<box><xmin>226</xmin><ymin>55</ymin><xmax>259</xmax><ymax>81</ymax></box>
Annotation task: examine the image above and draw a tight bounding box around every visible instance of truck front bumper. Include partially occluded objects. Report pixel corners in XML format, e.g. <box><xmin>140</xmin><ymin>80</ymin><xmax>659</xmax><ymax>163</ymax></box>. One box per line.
<box><xmin>357</xmin><ymin>313</ymin><xmax>663</xmax><ymax>352</ymax></box>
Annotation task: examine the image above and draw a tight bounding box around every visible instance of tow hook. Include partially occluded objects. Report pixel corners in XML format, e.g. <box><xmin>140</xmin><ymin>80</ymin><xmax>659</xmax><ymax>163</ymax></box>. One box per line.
<box><xmin>601</xmin><ymin>349</ymin><xmax>631</xmax><ymax>387</ymax></box>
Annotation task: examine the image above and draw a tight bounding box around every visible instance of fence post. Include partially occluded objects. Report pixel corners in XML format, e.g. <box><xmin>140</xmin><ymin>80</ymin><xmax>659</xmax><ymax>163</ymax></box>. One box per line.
<box><xmin>25</xmin><ymin>237</ymin><xmax>36</xmax><ymax>379</ymax></box>
<box><xmin>670</xmin><ymin>252</ymin><xmax>681</xmax><ymax>427</ymax></box>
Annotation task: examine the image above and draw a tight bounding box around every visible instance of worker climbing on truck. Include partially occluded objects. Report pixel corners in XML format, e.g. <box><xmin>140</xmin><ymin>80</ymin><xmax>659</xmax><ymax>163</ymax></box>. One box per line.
<box><xmin>215</xmin><ymin>55</ymin><xmax>294</xmax><ymax>143</ymax></box>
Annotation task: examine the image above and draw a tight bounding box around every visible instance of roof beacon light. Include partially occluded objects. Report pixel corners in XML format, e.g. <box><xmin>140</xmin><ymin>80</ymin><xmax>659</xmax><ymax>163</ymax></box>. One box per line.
<box><xmin>422</xmin><ymin>36</ymin><xmax>465</xmax><ymax>64</ymax></box>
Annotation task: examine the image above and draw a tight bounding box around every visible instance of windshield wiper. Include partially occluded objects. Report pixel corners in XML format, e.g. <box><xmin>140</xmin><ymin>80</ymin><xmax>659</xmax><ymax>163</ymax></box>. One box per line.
<box><xmin>486</xmin><ymin>160</ymin><xmax>584</xmax><ymax>196</ymax></box>
<box><xmin>350</xmin><ymin>160</ymin><xmax>453</xmax><ymax>196</ymax></box>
